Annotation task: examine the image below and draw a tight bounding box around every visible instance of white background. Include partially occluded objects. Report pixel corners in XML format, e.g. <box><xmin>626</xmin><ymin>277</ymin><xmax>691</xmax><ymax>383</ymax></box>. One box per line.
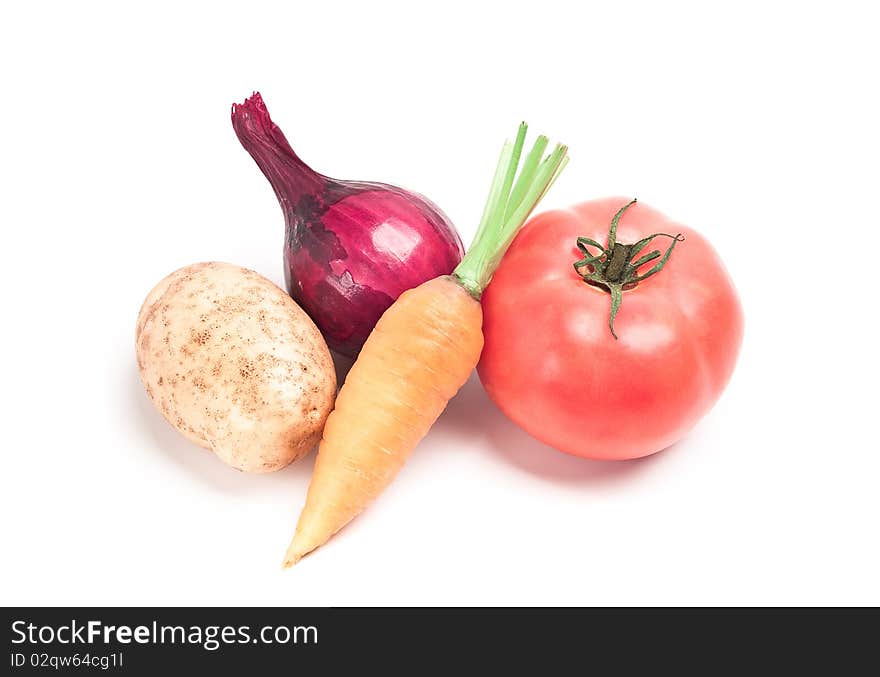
<box><xmin>1</xmin><ymin>1</ymin><xmax>878</xmax><ymax>606</ymax></box>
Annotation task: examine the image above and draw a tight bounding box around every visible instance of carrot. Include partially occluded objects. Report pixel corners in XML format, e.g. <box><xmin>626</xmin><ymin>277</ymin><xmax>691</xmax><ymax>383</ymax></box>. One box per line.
<box><xmin>284</xmin><ymin>124</ymin><xmax>568</xmax><ymax>566</ymax></box>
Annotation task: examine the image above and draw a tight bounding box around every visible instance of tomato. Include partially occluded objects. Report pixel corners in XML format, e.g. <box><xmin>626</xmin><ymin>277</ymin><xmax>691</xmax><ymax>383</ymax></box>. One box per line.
<box><xmin>478</xmin><ymin>197</ymin><xmax>743</xmax><ymax>460</ymax></box>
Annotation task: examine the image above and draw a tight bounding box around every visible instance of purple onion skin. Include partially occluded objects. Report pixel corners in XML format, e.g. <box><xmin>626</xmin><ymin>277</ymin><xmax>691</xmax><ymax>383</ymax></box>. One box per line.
<box><xmin>231</xmin><ymin>93</ymin><xmax>464</xmax><ymax>358</ymax></box>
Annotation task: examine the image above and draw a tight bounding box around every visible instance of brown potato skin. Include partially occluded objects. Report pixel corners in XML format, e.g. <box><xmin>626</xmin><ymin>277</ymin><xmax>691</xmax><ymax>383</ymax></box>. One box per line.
<box><xmin>136</xmin><ymin>262</ymin><xmax>336</xmax><ymax>472</ymax></box>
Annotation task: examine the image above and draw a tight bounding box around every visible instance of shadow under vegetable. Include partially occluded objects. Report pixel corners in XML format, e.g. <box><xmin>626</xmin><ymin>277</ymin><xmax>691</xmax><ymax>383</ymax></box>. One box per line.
<box><xmin>439</xmin><ymin>373</ymin><xmax>677</xmax><ymax>486</ymax></box>
<box><xmin>127</xmin><ymin>368</ymin><xmax>315</xmax><ymax>494</ymax></box>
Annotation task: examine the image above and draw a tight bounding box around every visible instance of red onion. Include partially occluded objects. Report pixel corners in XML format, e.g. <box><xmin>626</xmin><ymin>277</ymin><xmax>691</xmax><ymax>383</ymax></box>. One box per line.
<box><xmin>231</xmin><ymin>93</ymin><xmax>464</xmax><ymax>357</ymax></box>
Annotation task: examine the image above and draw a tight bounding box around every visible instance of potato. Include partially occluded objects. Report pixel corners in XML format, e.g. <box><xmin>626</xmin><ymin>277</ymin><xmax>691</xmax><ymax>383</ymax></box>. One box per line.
<box><xmin>135</xmin><ymin>262</ymin><xmax>336</xmax><ymax>472</ymax></box>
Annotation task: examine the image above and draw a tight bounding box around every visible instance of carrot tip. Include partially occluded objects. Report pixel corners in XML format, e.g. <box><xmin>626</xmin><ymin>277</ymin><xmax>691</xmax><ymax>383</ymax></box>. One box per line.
<box><xmin>282</xmin><ymin>550</ymin><xmax>302</xmax><ymax>568</ymax></box>
<box><xmin>282</xmin><ymin>538</ymin><xmax>314</xmax><ymax>568</ymax></box>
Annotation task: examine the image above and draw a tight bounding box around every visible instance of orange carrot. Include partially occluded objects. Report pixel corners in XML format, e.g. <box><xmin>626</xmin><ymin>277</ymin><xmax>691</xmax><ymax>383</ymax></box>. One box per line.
<box><xmin>284</xmin><ymin>124</ymin><xmax>568</xmax><ymax>566</ymax></box>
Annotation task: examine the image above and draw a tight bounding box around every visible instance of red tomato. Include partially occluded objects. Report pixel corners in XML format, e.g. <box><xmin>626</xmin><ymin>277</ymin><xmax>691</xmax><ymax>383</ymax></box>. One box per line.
<box><xmin>478</xmin><ymin>197</ymin><xmax>743</xmax><ymax>460</ymax></box>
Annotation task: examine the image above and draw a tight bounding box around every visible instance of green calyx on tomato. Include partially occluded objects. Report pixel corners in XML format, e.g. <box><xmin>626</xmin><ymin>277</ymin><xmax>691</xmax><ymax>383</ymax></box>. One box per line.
<box><xmin>573</xmin><ymin>199</ymin><xmax>684</xmax><ymax>339</ymax></box>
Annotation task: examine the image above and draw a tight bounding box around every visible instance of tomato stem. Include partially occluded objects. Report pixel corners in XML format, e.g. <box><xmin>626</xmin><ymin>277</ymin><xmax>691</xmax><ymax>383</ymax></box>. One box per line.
<box><xmin>573</xmin><ymin>199</ymin><xmax>684</xmax><ymax>339</ymax></box>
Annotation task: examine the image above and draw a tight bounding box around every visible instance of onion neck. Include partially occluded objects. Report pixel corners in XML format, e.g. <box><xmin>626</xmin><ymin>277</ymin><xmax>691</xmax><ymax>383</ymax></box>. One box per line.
<box><xmin>231</xmin><ymin>92</ymin><xmax>326</xmax><ymax>216</ymax></box>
